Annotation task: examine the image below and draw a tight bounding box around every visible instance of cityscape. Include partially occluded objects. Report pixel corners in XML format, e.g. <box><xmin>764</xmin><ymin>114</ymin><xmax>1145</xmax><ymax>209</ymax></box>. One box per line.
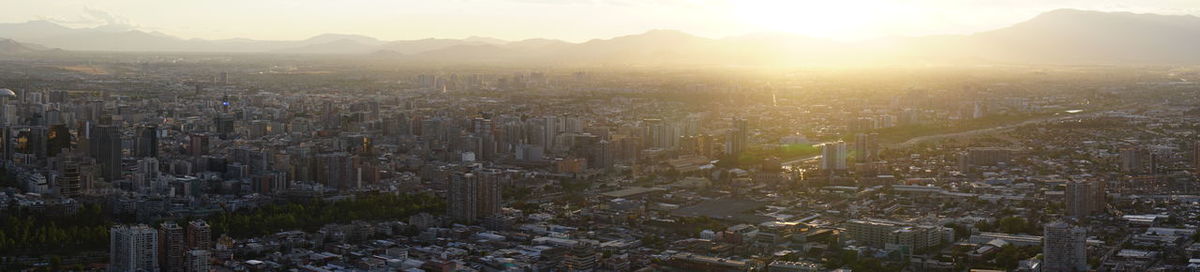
<box><xmin>1</xmin><ymin>1</ymin><xmax>1200</xmax><ymax>272</ymax></box>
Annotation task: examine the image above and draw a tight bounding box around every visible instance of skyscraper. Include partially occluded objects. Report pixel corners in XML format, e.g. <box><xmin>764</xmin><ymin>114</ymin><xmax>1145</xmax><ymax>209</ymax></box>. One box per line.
<box><xmin>48</xmin><ymin>124</ymin><xmax>71</xmax><ymax>157</ymax></box>
<box><xmin>93</xmin><ymin>125</ymin><xmax>123</xmax><ymax>182</ymax></box>
<box><xmin>136</xmin><ymin>125</ymin><xmax>159</xmax><ymax>158</ymax></box>
<box><xmin>187</xmin><ymin>220</ymin><xmax>211</xmax><ymax>250</ymax></box>
<box><xmin>447</xmin><ymin>171</ymin><xmax>502</xmax><ymax>224</ymax></box>
<box><xmin>213</xmin><ymin>115</ymin><xmax>235</xmax><ymax>139</ymax></box>
<box><xmin>111</xmin><ymin>225</ymin><xmax>159</xmax><ymax>272</ymax></box>
<box><xmin>820</xmin><ymin>141</ymin><xmax>848</xmax><ymax>171</ymax></box>
<box><xmin>725</xmin><ymin>118</ymin><xmax>748</xmax><ymax>156</ymax></box>
<box><xmin>1043</xmin><ymin>221</ymin><xmax>1087</xmax><ymax>272</ymax></box>
<box><xmin>158</xmin><ymin>222</ymin><xmax>186</xmax><ymax>272</ymax></box>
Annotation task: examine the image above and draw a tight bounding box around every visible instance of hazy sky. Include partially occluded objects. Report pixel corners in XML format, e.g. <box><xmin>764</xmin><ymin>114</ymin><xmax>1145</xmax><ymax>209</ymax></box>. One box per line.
<box><xmin>3</xmin><ymin>0</ymin><xmax>1199</xmax><ymax>42</ymax></box>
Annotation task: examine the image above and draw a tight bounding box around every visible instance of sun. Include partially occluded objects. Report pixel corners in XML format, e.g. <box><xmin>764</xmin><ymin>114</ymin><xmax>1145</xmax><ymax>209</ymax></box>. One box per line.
<box><xmin>733</xmin><ymin>0</ymin><xmax>883</xmax><ymax>40</ymax></box>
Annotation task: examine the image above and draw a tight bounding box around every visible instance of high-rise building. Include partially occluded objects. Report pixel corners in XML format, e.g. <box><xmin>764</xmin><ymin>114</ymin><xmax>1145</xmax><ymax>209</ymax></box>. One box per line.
<box><xmin>819</xmin><ymin>142</ymin><xmax>848</xmax><ymax>171</ymax></box>
<box><xmin>1043</xmin><ymin>221</ymin><xmax>1087</xmax><ymax>272</ymax></box>
<box><xmin>447</xmin><ymin>171</ymin><xmax>502</xmax><ymax>224</ymax></box>
<box><xmin>543</xmin><ymin>115</ymin><xmax>560</xmax><ymax>151</ymax></box>
<box><xmin>184</xmin><ymin>250</ymin><xmax>210</xmax><ymax>272</ymax></box>
<box><xmin>110</xmin><ymin>225</ymin><xmax>159</xmax><ymax>272</ymax></box>
<box><xmin>213</xmin><ymin>115</ymin><xmax>235</xmax><ymax>139</ymax></box>
<box><xmin>1120</xmin><ymin>147</ymin><xmax>1149</xmax><ymax>174</ymax></box>
<box><xmin>315</xmin><ymin>152</ymin><xmax>353</xmax><ymax>191</ymax></box>
<box><xmin>1065</xmin><ymin>180</ymin><xmax>1105</xmax><ymax>219</ymax></box>
<box><xmin>92</xmin><ymin>125</ymin><xmax>123</xmax><ymax>182</ymax></box>
<box><xmin>725</xmin><ymin>118</ymin><xmax>748</xmax><ymax>156</ymax></box>
<box><xmin>1194</xmin><ymin>141</ymin><xmax>1200</xmax><ymax>171</ymax></box>
<box><xmin>136</xmin><ymin>125</ymin><xmax>159</xmax><ymax>158</ymax></box>
<box><xmin>854</xmin><ymin>133</ymin><xmax>877</xmax><ymax>163</ymax></box>
<box><xmin>188</xmin><ymin>134</ymin><xmax>209</xmax><ymax>157</ymax></box>
<box><xmin>58</xmin><ymin>152</ymin><xmax>85</xmax><ymax>197</ymax></box>
<box><xmin>48</xmin><ymin>124</ymin><xmax>71</xmax><ymax>157</ymax></box>
<box><xmin>14</xmin><ymin>127</ymin><xmax>49</xmax><ymax>159</ymax></box>
<box><xmin>135</xmin><ymin>158</ymin><xmax>161</xmax><ymax>193</ymax></box>
<box><xmin>186</xmin><ymin>220</ymin><xmax>211</xmax><ymax>250</ymax></box>
<box><xmin>158</xmin><ymin>222</ymin><xmax>186</xmax><ymax>272</ymax></box>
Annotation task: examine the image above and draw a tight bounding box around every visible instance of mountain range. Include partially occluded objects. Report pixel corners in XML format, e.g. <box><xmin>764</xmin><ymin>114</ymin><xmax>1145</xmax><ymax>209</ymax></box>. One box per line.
<box><xmin>1</xmin><ymin>9</ymin><xmax>1199</xmax><ymax>65</ymax></box>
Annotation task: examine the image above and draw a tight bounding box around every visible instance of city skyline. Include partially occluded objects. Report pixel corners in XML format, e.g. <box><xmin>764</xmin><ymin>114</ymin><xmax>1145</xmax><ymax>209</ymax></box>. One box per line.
<box><xmin>2</xmin><ymin>1</ymin><xmax>1200</xmax><ymax>271</ymax></box>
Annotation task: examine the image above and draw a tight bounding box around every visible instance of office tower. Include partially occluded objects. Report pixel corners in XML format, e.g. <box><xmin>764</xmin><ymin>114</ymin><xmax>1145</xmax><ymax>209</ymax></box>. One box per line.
<box><xmin>820</xmin><ymin>142</ymin><xmax>848</xmax><ymax>171</ymax></box>
<box><xmin>1043</xmin><ymin>221</ymin><xmax>1087</xmax><ymax>272</ymax></box>
<box><xmin>186</xmin><ymin>220</ymin><xmax>211</xmax><ymax>250</ymax></box>
<box><xmin>110</xmin><ymin>225</ymin><xmax>159</xmax><ymax>272</ymax></box>
<box><xmin>213</xmin><ymin>115</ymin><xmax>235</xmax><ymax>139</ymax></box>
<box><xmin>184</xmin><ymin>250</ymin><xmax>210</xmax><ymax>272</ymax></box>
<box><xmin>854</xmin><ymin>133</ymin><xmax>877</xmax><ymax>163</ymax></box>
<box><xmin>93</xmin><ymin>125</ymin><xmax>122</xmax><ymax>182</ymax></box>
<box><xmin>188</xmin><ymin>134</ymin><xmax>209</xmax><ymax>156</ymax></box>
<box><xmin>725</xmin><ymin>118</ymin><xmax>748</xmax><ymax>156</ymax></box>
<box><xmin>136</xmin><ymin>125</ymin><xmax>158</xmax><ymax>158</ymax></box>
<box><xmin>447</xmin><ymin>171</ymin><xmax>502</xmax><ymax>224</ymax></box>
<box><xmin>158</xmin><ymin>222</ymin><xmax>186</xmax><ymax>272</ymax></box>
<box><xmin>48</xmin><ymin>124</ymin><xmax>71</xmax><ymax>157</ymax></box>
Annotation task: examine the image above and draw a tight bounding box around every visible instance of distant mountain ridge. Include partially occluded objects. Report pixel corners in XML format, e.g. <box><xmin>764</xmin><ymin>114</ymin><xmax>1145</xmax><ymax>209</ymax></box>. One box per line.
<box><xmin>1</xmin><ymin>9</ymin><xmax>1199</xmax><ymax>64</ymax></box>
<box><xmin>0</xmin><ymin>38</ymin><xmax>48</xmax><ymax>55</ymax></box>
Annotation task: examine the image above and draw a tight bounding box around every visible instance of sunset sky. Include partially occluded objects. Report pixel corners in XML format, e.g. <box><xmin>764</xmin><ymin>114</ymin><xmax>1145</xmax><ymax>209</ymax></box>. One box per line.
<box><xmin>3</xmin><ymin>0</ymin><xmax>1199</xmax><ymax>42</ymax></box>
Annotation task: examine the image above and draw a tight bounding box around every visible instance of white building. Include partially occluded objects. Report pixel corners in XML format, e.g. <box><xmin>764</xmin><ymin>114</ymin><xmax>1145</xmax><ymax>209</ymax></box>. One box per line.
<box><xmin>820</xmin><ymin>142</ymin><xmax>848</xmax><ymax>170</ymax></box>
<box><xmin>1044</xmin><ymin>221</ymin><xmax>1087</xmax><ymax>272</ymax></box>
<box><xmin>110</xmin><ymin>225</ymin><xmax>159</xmax><ymax>272</ymax></box>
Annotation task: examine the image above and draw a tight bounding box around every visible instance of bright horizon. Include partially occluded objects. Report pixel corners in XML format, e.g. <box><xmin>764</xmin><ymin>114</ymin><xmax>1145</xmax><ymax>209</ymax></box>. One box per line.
<box><xmin>3</xmin><ymin>0</ymin><xmax>1200</xmax><ymax>42</ymax></box>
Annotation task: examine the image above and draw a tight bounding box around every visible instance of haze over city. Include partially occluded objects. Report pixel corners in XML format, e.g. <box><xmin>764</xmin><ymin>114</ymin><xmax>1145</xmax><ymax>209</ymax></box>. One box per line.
<box><xmin>1</xmin><ymin>1</ymin><xmax>1200</xmax><ymax>272</ymax></box>
<box><xmin>5</xmin><ymin>0</ymin><xmax>1197</xmax><ymax>42</ymax></box>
